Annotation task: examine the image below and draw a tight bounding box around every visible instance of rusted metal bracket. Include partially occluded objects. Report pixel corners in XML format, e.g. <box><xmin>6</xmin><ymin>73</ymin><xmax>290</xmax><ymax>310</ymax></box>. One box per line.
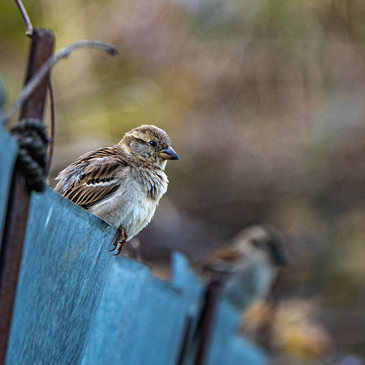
<box><xmin>193</xmin><ymin>277</ymin><xmax>223</xmax><ymax>365</ymax></box>
<box><xmin>177</xmin><ymin>315</ymin><xmax>194</xmax><ymax>365</ymax></box>
<box><xmin>0</xmin><ymin>28</ymin><xmax>54</xmax><ymax>364</ymax></box>
<box><xmin>20</xmin><ymin>29</ymin><xmax>54</xmax><ymax>120</ymax></box>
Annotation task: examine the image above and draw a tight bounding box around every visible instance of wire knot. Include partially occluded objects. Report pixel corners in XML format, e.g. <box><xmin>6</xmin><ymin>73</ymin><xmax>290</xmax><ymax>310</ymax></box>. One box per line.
<box><xmin>10</xmin><ymin>118</ymin><xmax>49</xmax><ymax>192</ymax></box>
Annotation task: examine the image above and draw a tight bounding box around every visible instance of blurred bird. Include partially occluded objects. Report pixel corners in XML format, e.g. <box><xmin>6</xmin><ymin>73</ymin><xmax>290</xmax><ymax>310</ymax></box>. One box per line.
<box><xmin>201</xmin><ymin>225</ymin><xmax>287</xmax><ymax>312</ymax></box>
<box><xmin>54</xmin><ymin>125</ymin><xmax>179</xmax><ymax>255</ymax></box>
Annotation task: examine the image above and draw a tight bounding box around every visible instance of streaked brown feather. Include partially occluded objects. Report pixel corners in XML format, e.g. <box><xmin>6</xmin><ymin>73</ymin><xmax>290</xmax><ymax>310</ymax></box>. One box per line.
<box><xmin>64</xmin><ymin>183</ymin><xmax>120</xmax><ymax>208</ymax></box>
<box><xmin>207</xmin><ymin>246</ymin><xmax>243</xmax><ymax>263</ymax></box>
<box><xmin>57</xmin><ymin>146</ymin><xmax>128</xmax><ymax>208</ymax></box>
<box><xmin>202</xmin><ymin>245</ymin><xmax>244</xmax><ymax>273</ymax></box>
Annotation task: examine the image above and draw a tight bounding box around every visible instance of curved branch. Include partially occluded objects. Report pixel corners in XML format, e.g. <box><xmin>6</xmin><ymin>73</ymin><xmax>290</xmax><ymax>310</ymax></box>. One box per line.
<box><xmin>3</xmin><ymin>40</ymin><xmax>119</xmax><ymax>125</ymax></box>
<box><xmin>15</xmin><ymin>0</ymin><xmax>33</xmax><ymax>36</ymax></box>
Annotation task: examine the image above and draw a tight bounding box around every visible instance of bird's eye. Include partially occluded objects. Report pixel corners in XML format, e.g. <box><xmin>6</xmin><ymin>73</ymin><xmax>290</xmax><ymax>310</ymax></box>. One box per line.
<box><xmin>251</xmin><ymin>238</ymin><xmax>261</xmax><ymax>248</ymax></box>
<box><xmin>149</xmin><ymin>141</ymin><xmax>157</xmax><ymax>147</ymax></box>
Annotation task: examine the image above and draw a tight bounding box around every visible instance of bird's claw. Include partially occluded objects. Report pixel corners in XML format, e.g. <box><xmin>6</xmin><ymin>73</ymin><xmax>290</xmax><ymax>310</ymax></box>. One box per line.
<box><xmin>113</xmin><ymin>240</ymin><xmax>126</xmax><ymax>256</ymax></box>
<box><xmin>109</xmin><ymin>241</ymin><xmax>118</xmax><ymax>252</ymax></box>
<box><xmin>110</xmin><ymin>227</ymin><xmax>128</xmax><ymax>256</ymax></box>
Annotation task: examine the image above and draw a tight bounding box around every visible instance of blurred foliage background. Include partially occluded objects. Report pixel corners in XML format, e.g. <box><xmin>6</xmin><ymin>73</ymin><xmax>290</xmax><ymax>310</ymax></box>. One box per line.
<box><xmin>2</xmin><ymin>0</ymin><xmax>365</xmax><ymax>363</ymax></box>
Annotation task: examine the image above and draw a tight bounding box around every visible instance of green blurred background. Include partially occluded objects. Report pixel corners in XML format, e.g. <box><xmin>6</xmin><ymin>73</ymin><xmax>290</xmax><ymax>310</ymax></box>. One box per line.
<box><xmin>2</xmin><ymin>0</ymin><xmax>365</xmax><ymax>363</ymax></box>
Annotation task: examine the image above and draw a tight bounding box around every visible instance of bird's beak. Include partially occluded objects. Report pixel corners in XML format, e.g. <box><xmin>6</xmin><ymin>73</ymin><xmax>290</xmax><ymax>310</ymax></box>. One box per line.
<box><xmin>273</xmin><ymin>250</ymin><xmax>288</xmax><ymax>266</ymax></box>
<box><xmin>160</xmin><ymin>146</ymin><xmax>179</xmax><ymax>160</ymax></box>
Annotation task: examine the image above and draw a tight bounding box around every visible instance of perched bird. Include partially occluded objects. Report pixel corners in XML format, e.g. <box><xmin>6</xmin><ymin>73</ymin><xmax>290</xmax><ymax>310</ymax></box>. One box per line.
<box><xmin>54</xmin><ymin>125</ymin><xmax>179</xmax><ymax>255</ymax></box>
<box><xmin>201</xmin><ymin>225</ymin><xmax>287</xmax><ymax>312</ymax></box>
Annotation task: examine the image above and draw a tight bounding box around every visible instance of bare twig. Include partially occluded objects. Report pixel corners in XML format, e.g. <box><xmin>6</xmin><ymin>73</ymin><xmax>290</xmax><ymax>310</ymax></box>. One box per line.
<box><xmin>14</xmin><ymin>0</ymin><xmax>33</xmax><ymax>36</ymax></box>
<box><xmin>46</xmin><ymin>78</ymin><xmax>55</xmax><ymax>185</ymax></box>
<box><xmin>3</xmin><ymin>40</ymin><xmax>119</xmax><ymax>125</ymax></box>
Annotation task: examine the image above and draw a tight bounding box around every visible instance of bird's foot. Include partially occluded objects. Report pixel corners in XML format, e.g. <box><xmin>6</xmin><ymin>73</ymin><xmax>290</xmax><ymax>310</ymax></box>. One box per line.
<box><xmin>110</xmin><ymin>227</ymin><xmax>128</xmax><ymax>256</ymax></box>
<box><xmin>114</xmin><ymin>240</ymin><xmax>127</xmax><ymax>256</ymax></box>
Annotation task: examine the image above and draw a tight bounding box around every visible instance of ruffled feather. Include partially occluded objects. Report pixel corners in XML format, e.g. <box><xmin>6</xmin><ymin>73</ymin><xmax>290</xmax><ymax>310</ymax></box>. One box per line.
<box><xmin>55</xmin><ymin>146</ymin><xmax>127</xmax><ymax>208</ymax></box>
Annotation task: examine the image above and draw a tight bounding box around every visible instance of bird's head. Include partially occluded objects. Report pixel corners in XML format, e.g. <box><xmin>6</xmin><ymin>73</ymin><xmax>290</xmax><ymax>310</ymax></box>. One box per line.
<box><xmin>234</xmin><ymin>225</ymin><xmax>288</xmax><ymax>268</ymax></box>
<box><xmin>119</xmin><ymin>125</ymin><xmax>179</xmax><ymax>169</ymax></box>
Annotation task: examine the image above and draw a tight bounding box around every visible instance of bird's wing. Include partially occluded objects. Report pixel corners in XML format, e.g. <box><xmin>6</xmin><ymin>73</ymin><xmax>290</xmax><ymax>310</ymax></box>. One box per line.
<box><xmin>202</xmin><ymin>245</ymin><xmax>245</xmax><ymax>275</ymax></box>
<box><xmin>54</xmin><ymin>146</ymin><xmax>128</xmax><ymax>208</ymax></box>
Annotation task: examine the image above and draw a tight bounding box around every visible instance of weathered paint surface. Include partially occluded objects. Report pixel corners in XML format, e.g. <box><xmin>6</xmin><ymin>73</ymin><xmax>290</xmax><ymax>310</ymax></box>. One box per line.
<box><xmin>207</xmin><ymin>301</ymin><xmax>267</xmax><ymax>365</ymax></box>
<box><xmin>83</xmin><ymin>252</ymin><xmax>267</xmax><ymax>365</ymax></box>
<box><xmin>82</xmin><ymin>256</ymin><xmax>190</xmax><ymax>365</ymax></box>
<box><xmin>6</xmin><ymin>188</ymin><xmax>117</xmax><ymax>365</ymax></box>
<box><xmin>4</xmin><ymin>189</ymin><xmax>267</xmax><ymax>365</ymax></box>
<box><xmin>0</xmin><ymin>127</ymin><xmax>18</xmax><ymax>248</ymax></box>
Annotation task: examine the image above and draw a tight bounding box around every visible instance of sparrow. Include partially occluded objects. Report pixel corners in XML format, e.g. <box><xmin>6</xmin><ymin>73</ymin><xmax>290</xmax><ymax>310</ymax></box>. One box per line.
<box><xmin>200</xmin><ymin>225</ymin><xmax>287</xmax><ymax>312</ymax></box>
<box><xmin>54</xmin><ymin>125</ymin><xmax>179</xmax><ymax>255</ymax></box>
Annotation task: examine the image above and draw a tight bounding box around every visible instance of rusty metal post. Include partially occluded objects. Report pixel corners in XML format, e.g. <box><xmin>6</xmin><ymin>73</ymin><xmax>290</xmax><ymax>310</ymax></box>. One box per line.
<box><xmin>194</xmin><ymin>277</ymin><xmax>223</xmax><ymax>365</ymax></box>
<box><xmin>0</xmin><ymin>28</ymin><xmax>54</xmax><ymax>364</ymax></box>
<box><xmin>177</xmin><ymin>315</ymin><xmax>193</xmax><ymax>365</ymax></box>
